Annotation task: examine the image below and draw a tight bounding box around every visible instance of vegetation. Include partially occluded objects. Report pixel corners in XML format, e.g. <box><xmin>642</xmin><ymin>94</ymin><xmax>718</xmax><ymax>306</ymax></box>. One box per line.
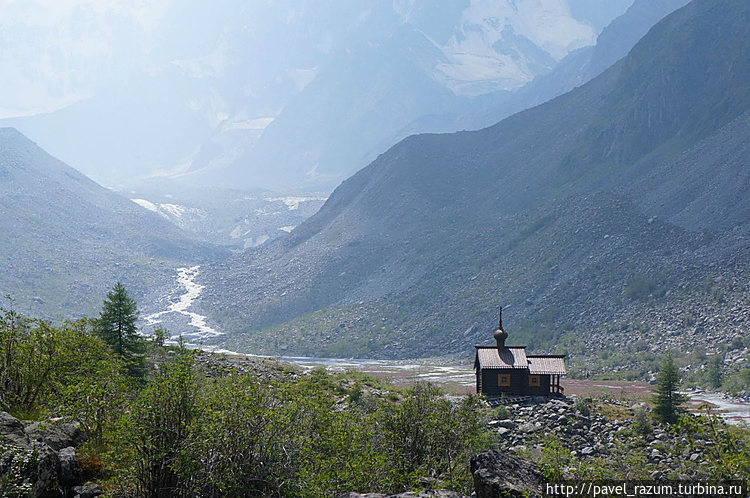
<box><xmin>4</xmin><ymin>288</ymin><xmax>750</xmax><ymax>495</ymax></box>
<box><xmin>95</xmin><ymin>283</ymin><xmax>145</xmax><ymax>376</ymax></box>
<box><xmin>529</xmin><ymin>396</ymin><xmax>750</xmax><ymax>483</ymax></box>
<box><xmin>0</xmin><ymin>301</ymin><xmax>491</xmax><ymax>497</ymax></box>
<box><xmin>652</xmin><ymin>351</ymin><xmax>688</xmax><ymax>424</ymax></box>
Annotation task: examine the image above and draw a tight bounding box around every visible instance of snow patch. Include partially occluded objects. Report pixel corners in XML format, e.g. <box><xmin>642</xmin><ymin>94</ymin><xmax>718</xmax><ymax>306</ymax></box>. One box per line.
<box><xmin>286</xmin><ymin>67</ymin><xmax>319</xmax><ymax>93</ymax></box>
<box><xmin>222</xmin><ymin>116</ymin><xmax>275</xmax><ymax>132</ymax></box>
<box><xmin>160</xmin><ymin>203</ymin><xmax>190</xmax><ymax>218</ymax></box>
<box><xmin>244</xmin><ymin>235</ymin><xmax>270</xmax><ymax>248</ymax></box>
<box><xmin>269</xmin><ymin>195</ymin><xmax>329</xmax><ymax>211</ymax></box>
<box><xmin>229</xmin><ymin>225</ymin><xmax>244</xmax><ymax>239</ymax></box>
<box><xmin>132</xmin><ymin>198</ymin><xmax>158</xmax><ymax>212</ymax></box>
<box><xmin>132</xmin><ymin>198</ymin><xmax>203</xmax><ymax>220</ymax></box>
<box><xmin>436</xmin><ymin>0</ymin><xmax>598</xmax><ymax>95</ymax></box>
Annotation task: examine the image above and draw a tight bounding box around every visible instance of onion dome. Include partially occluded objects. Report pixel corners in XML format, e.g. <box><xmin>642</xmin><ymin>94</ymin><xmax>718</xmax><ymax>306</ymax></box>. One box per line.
<box><xmin>494</xmin><ymin>307</ymin><xmax>508</xmax><ymax>348</ymax></box>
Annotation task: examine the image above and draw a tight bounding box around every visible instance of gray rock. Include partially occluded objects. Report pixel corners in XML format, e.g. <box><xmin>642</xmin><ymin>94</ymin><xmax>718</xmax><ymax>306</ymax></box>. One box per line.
<box><xmin>581</xmin><ymin>446</ymin><xmax>595</xmax><ymax>456</ymax></box>
<box><xmin>29</xmin><ymin>443</ymin><xmax>59</xmax><ymax>498</ymax></box>
<box><xmin>471</xmin><ymin>450</ymin><xmax>547</xmax><ymax>498</ymax></box>
<box><xmin>496</xmin><ymin>420</ymin><xmax>516</xmax><ymax>430</ymax></box>
<box><xmin>0</xmin><ymin>413</ymin><xmax>91</xmax><ymax>497</ymax></box>
<box><xmin>517</xmin><ymin>423</ymin><xmax>539</xmax><ymax>434</ymax></box>
<box><xmin>0</xmin><ymin>411</ymin><xmax>30</xmax><ymax>449</ymax></box>
<box><xmin>72</xmin><ymin>483</ymin><xmax>104</xmax><ymax>498</ymax></box>
<box><xmin>26</xmin><ymin>419</ymin><xmax>87</xmax><ymax>451</ymax></box>
<box><xmin>58</xmin><ymin>446</ymin><xmax>82</xmax><ymax>487</ymax></box>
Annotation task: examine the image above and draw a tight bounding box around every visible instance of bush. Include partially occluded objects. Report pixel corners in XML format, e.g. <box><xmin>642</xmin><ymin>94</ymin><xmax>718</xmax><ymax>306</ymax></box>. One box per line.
<box><xmin>573</xmin><ymin>398</ymin><xmax>591</xmax><ymax>417</ymax></box>
<box><xmin>131</xmin><ymin>349</ymin><xmax>200</xmax><ymax>497</ymax></box>
<box><xmin>632</xmin><ymin>407</ymin><xmax>653</xmax><ymax>436</ymax></box>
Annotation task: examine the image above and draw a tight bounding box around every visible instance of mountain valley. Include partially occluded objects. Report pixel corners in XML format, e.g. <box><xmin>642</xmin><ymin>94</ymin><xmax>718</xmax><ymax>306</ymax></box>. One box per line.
<box><xmin>0</xmin><ymin>128</ymin><xmax>226</xmax><ymax>321</ymax></box>
<box><xmin>193</xmin><ymin>0</ymin><xmax>750</xmax><ymax>380</ymax></box>
<box><xmin>1</xmin><ymin>0</ymin><xmax>749</xmax><ymax>384</ymax></box>
<box><xmin>6</xmin><ymin>2</ymin><xmax>750</xmax><ymax>496</ymax></box>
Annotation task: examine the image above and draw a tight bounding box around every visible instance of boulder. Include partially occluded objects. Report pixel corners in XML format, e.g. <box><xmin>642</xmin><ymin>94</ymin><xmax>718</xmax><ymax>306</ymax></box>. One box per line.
<box><xmin>28</xmin><ymin>443</ymin><xmax>59</xmax><ymax>498</ymax></box>
<box><xmin>58</xmin><ymin>446</ymin><xmax>82</xmax><ymax>488</ymax></box>
<box><xmin>26</xmin><ymin>419</ymin><xmax>88</xmax><ymax>451</ymax></box>
<box><xmin>517</xmin><ymin>423</ymin><xmax>539</xmax><ymax>434</ymax></box>
<box><xmin>72</xmin><ymin>483</ymin><xmax>103</xmax><ymax>498</ymax></box>
<box><xmin>0</xmin><ymin>411</ymin><xmax>30</xmax><ymax>448</ymax></box>
<box><xmin>0</xmin><ymin>413</ymin><xmax>88</xmax><ymax>497</ymax></box>
<box><xmin>471</xmin><ymin>450</ymin><xmax>548</xmax><ymax>498</ymax></box>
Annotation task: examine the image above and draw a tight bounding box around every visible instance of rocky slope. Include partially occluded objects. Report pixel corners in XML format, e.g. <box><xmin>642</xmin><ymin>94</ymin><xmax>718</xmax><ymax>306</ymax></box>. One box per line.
<box><xmin>197</xmin><ymin>0</ymin><xmax>750</xmax><ymax>363</ymax></box>
<box><xmin>488</xmin><ymin>396</ymin><xmax>736</xmax><ymax>481</ymax></box>
<box><xmin>0</xmin><ymin>128</ymin><xmax>226</xmax><ymax>321</ymax></box>
<box><xmin>0</xmin><ymin>412</ymin><xmax>98</xmax><ymax>497</ymax></box>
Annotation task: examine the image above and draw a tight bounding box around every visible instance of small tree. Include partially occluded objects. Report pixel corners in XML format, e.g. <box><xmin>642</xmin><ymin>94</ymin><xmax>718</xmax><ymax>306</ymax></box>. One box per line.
<box><xmin>705</xmin><ymin>354</ymin><xmax>724</xmax><ymax>389</ymax></box>
<box><xmin>96</xmin><ymin>283</ymin><xmax>144</xmax><ymax>372</ymax></box>
<box><xmin>652</xmin><ymin>351</ymin><xmax>687</xmax><ymax>424</ymax></box>
<box><xmin>151</xmin><ymin>326</ymin><xmax>171</xmax><ymax>348</ymax></box>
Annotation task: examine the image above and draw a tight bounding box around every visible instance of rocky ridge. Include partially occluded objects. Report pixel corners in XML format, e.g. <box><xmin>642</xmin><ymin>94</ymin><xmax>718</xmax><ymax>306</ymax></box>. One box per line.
<box><xmin>489</xmin><ymin>397</ymin><xmax>727</xmax><ymax>480</ymax></box>
<box><xmin>0</xmin><ymin>412</ymin><xmax>100</xmax><ymax>498</ymax></box>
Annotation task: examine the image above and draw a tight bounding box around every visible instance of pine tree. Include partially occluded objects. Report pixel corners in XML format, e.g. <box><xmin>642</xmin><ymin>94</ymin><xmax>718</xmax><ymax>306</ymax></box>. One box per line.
<box><xmin>96</xmin><ymin>283</ymin><xmax>143</xmax><ymax>366</ymax></box>
<box><xmin>652</xmin><ymin>351</ymin><xmax>688</xmax><ymax>424</ymax></box>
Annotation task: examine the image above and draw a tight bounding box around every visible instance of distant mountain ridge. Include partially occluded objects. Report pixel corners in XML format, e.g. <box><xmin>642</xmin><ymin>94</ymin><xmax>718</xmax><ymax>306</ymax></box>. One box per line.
<box><xmin>0</xmin><ymin>127</ymin><xmax>225</xmax><ymax>320</ymax></box>
<box><xmin>197</xmin><ymin>0</ymin><xmax>750</xmax><ymax>360</ymax></box>
<box><xmin>0</xmin><ymin>1</ymin><xmax>632</xmax><ymax>190</ymax></box>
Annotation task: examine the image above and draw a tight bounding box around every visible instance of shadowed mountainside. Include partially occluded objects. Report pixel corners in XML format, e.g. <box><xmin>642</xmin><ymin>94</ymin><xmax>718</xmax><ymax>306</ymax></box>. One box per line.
<box><xmin>0</xmin><ymin>128</ymin><xmax>226</xmax><ymax>320</ymax></box>
<box><xmin>198</xmin><ymin>0</ymin><xmax>750</xmax><ymax>359</ymax></box>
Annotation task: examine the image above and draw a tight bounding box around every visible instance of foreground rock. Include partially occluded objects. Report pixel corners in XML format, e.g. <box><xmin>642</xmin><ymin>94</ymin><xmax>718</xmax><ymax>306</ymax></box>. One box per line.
<box><xmin>0</xmin><ymin>412</ymin><xmax>99</xmax><ymax>498</ymax></box>
<box><xmin>471</xmin><ymin>450</ymin><xmax>547</xmax><ymax>497</ymax></box>
<box><xmin>340</xmin><ymin>492</ymin><xmax>467</xmax><ymax>498</ymax></box>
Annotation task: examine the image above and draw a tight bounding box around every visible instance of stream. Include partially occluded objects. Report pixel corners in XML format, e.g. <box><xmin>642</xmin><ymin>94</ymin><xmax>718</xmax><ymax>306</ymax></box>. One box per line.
<box><xmin>144</xmin><ymin>266</ymin><xmax>223</xmax><ymax>341</ymax></box>
<box><xmin>144</xmin><ymin>268</ymin><xmax>750</xmax><ymax>424</ymax></box>
<box><xmin>686</xmin><ymin>390</ymin><xmax>750</xmax><ymax>425</ymax></box>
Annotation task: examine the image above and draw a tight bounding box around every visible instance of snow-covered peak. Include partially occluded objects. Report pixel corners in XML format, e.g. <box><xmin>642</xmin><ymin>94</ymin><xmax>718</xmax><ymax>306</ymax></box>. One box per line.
<box><xmin>435</xmin><ymin>0</ymin><xmax>598</xmax><ymax>95</ymax></box>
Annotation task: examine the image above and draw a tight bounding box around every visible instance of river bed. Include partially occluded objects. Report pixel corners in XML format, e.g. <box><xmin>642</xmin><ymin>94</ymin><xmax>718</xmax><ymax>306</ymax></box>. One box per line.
<box><xmin>144</xmin><ymin>265</ymin><xmax>223</xmax><ymax>340</ymax></box>
<box><xmin>145</xmin><ymin>268</ymin><xmax>750</xmax><ymax>424</ymax></box>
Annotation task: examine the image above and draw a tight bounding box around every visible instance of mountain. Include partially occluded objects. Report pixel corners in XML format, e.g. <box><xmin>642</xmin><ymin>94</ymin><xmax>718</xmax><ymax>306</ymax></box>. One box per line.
<box><xmin>464</xmin><ymin>0</ymin><xmax>693</xmax><ymax>130</ymax></box>
<box><xmin>0</xmin><ymin>128</ymin><xmax>225</xmax><ymax>320</ymax></box>
<box><xmin>121</xmin><ymin>180</ymin><xmax>328</xmax><ymax>250</ymax></box>
<box><xmin>194</xmin><ymin>0</ymin><xmax>632</xmax><ymax>191</ymax></box>
<box><xmin>196</xmin><ymin>0</ymin><xmax>750</xmax><ymax>361</ymax></box>
<box><xmin>0</xmin><ymin>1</ymin><xmax>630</xmax><ymax>189</ymax></box>
<box><xmin>394</xmin><ymin>0</ymin><xmax>693</xmax><ymax>136</ymax></box>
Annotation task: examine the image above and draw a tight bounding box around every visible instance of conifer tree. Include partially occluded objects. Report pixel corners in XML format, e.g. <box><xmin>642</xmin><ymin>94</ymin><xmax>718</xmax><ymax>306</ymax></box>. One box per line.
<box><xmin>652</xmin><ymin>351</ymin><xmax>687</xmax><ymax>424</ymax></box>
<box><xmin>96</xmin><ymin>282</ymin><xmax>143</xmax><ymax>366</ymax></box>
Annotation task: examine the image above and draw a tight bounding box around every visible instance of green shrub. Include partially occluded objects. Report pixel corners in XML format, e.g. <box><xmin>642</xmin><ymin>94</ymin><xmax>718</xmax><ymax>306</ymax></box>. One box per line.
<box><xmin>632</xmin><ymin>407</ymin><xmax>653</xmax><ymax>436</ymax></box>
<box><xmin>573</xmin><ymin>398</ymin><xmax>591</xmax><ymax>417</ymax></box>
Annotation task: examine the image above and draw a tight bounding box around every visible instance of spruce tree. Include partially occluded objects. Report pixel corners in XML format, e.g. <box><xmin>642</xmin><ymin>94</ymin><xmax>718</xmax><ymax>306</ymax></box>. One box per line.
<box><xmin>96</xmin><ymin>282</ymin><xmax>143</xmax><ymax>365</ymax></box>
<box><xmin>652</xmin><ymin>351</ymin><xmax>688</xmax><ymax>424</ymax></box>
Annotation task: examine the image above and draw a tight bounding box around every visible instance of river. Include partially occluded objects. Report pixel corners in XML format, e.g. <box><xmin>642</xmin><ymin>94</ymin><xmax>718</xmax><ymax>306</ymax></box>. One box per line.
<box><xmin>144</xmin><ymin>265</ymin><xmax>223</xmax><ymax>341</ymax></box>
<box><xmin>145</xmin><ymin>267</ymin><xmax>750</xmax><ymax>423</ymax></box>
<box><xmin>686</xmin><ymin>390</ymin><xmax>750</xmax><ymax>426</ymax></box>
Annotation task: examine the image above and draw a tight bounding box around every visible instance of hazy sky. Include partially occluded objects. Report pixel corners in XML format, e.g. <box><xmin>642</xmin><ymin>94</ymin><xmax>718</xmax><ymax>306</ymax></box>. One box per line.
<box><xmin>0</xmin><ymin>0</ymin><xmax>171</xmax><ymax>116</ymax></box>
<box><xmin>0</xmin><ymin>0</ymin><xmax>634</xmax><ymax>187</ymax></box>
<box><xmin>0</xmin><ymin>0</ymin><xmax>629</xmax><ymax>117</ymax></box>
